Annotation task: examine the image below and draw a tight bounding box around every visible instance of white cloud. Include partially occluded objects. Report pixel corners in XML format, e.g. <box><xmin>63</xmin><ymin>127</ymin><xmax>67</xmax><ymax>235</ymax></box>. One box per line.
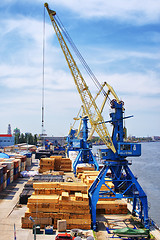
<box><xmin>0</xmin><ymin>15</ymin><xmax>81</xmax><ymax>135</ymax></box>
<box><xmin>88</xmin><ymin>47</ymin><xmax>160</xmax><ymax>68</ymax></box>
<box><xmin>0</xmin><ymin>2</ymin><xmax>159</xmax><ymax>137</ymax></box>
<box><xmin>2</xmin><ymin>0</ymin><xmax>160</xmax><ymax>25</ymax></box>
<box><xmin>105</xmin><ymin>71</ymin><xmax>160</xmax><ymax>96</ymax></box>
<box><xmin>50</xmin><ymin>0</ymin><xmax>160</xmax><ymax>24</ymax></box>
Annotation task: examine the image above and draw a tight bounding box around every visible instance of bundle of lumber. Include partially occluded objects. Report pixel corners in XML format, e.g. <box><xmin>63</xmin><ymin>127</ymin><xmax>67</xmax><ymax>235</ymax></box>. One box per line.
<box><xmin>33</xmin><ymin>182</ymin><xmax>88</xmax><ymax>195</ymax></box>
<box><xmin>97</xmin><ymin>199</ymin><xmax>128</xmax><ymax>214</ymax></box>
<box><xmin>39</xmin><ymin>156</ymin><xmax>72</xmax><ymax>173</ymax></box>
<box><xmin>78</xmin><ymin>170</ymin><xmax>128</xmax><ymax>210</ymax></box>
<box><xmin>78</xmin><ymin>170</ymin><xmax>114</xmax><ymax>192</ymax></box>
<box><xmin>39</xmin><ymin>158</ymin><xmax>55</xmax><ymax>173</ymax></box>
<box><xmin>76</xmin><ymin>165</ymin><xmax>95</xmax><ymax>173</ymax></box>
<box><xmin>21</xmin><ymin>173</ymin><xmax>128</xmax><ymax>230</ymax></box>
<box><xmin>79</xmin><ymin>171</ymin><xmax>127</xmax><ymax>213</ymax></box>
<box><xmin>77</xmin><ymin>170</ymin><xmax>99</xmax><ymax>180</ymax></box>
<box><xmin>19</xmin><ymin>174</ymin><xmax>64</xmax><ymax>204</ymax></box>
<box><xmin>21</xmin><ymin>181</ymin><xmax>91</xmax><ymax>230</ymax></box>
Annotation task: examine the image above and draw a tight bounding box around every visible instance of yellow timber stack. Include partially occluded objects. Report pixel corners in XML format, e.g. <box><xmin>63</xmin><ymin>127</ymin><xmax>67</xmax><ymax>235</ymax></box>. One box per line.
<box><xmin>78</xmin><ymin>170</ymin><xmax>128</xmax><ymax>214</ymax></box>
<box><xmin>39</xmin><ymin>156</ymin><xmax>72</xmax><ymax>173</ymax></box>
<box><xmin>21</xmin><ymin>171</ymin><xmax>128</xmax><ymax>230</ymax></box>
<box><xmin>21</xmin><ymin>181</ymin><xmax>91</xmax><ymax>230</ymax></box>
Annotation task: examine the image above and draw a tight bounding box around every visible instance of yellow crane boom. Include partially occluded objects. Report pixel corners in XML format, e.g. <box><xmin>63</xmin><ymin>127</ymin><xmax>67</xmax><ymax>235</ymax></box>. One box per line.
<box><xmin>44</xmin><ymin>3</ymin><xmax>116</xmax><ymax>153</ymax></box>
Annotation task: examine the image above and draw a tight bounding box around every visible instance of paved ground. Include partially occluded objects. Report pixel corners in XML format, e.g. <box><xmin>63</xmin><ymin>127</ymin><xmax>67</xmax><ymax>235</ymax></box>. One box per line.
<box><xmin>0</xmin><ymin>157</ymin><xmax>60</xmax><ymax>240</ymax></box>
<box><xmin>0</xmin><ymin>156</ymin><xmax>160</xmax><ymax>240</ymax></box>
<box><xmin>0</xmin><ymin>180</ymin><xmax>93</xmax><ymax>239</ymax></box>
<box><xmin>0</xmin><ymin>157</ymin><xmax>94</xmax><ymax>240</ymax></box>
<box><xmin>95</xmin><ymin>214</ymin><xmax>134</xmax><ymax>240</ymax></box>
<box><xmin>0</xmin><ymin>178</ymin><xmax>32</xmax><ymax>240</ymax></box>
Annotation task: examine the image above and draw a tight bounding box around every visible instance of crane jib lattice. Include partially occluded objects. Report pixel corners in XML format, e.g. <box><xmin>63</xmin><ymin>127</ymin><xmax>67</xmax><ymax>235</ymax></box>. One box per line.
<box><xmin>44</xmin><ymin>3</ymin><xmax>116</xmax><ymax>153</ymax></box>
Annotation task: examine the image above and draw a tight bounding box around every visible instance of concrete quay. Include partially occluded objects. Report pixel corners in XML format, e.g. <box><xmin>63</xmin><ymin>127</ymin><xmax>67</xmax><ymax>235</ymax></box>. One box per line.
<box><xmin>0</xmin><ymin>158</ymin><xmax>60</xmax><ymax>240</ymax></box>
<box><xmin>0</xmin><ymin>156</ymin><xmax>160</xmax><ymax>240</ymax></box>
<box><xmin>0</xmin><ymin>158</ymin><xmax>94</xmax><ymax>240</ymax></box>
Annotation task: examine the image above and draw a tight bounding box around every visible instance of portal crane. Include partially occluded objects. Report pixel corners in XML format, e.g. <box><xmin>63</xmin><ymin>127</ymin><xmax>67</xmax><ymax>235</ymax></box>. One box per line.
<box><xmin>44</xmin><ymin>3</ymin><xmax>116</xmax><ymax>154</ymax></box>
<box><xmin>67</xmin><ymin>105</ymin><xmax>101</xmax><ymax>175</ymax></box>
<box><xmin>66</xmin><ymin>82</ymin><xmax>112</xmax><ymax>175</ymax></box>
<box><xmin>44</xmin><ymin>3</ymin><xmax>149</xmax><ymax>230</ymax></box>
<box><xmin>67</xmin><ymin>115</ymin><xmax>99</xmax><ymax>175</ymax></box>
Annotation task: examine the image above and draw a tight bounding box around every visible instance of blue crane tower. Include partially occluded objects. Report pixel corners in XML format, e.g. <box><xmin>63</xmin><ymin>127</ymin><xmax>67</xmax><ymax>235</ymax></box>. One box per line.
<box><xmin>67</xmin><ymin>116</ymin><xmax>99</xmax><ymax>175</ymax></box>
<box><xmin>44</xmin><ymin>2</ymin><xmax>149</xmax><ymax>231</ymax></box>
<box><xmin>88</xmin><ymin>99</ymin><xmax>149</xmax><ymax>230</ymax></box>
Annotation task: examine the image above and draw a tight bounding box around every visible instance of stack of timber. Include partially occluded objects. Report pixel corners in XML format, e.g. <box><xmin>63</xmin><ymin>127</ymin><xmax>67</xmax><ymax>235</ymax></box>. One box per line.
<box><xmin>78</xmin><ymin>170</ymin><xmax>114</xmax><ymax>191</ymax></box>
<box><xmin>0</xmin><ymin>155</ymin><xmax>29</xmax><ymax>191</ymax></box>
<box><xmin>21</xmin><ymin>181</ymin><xmax>91</xmax><ymax>230</ymax></box>
<box><xmin>33</xmin><ymin>174</ymin><xmax>64</xmax><ymax>182</ymax></box>
<box><xmin>76</xmin><ymin>165</ymin><xmax>95</xmax><ymax>174</ymax></box>
<box><xmin>4</xmin><ymin>144</ymin><xmax>36</xmax><ymax>152</ymax></box>
<box><xmin>0</xmin><ymin>166</ymin><xmax>3</xmax><ymax>191</ymax></box>
<box><xmin>19</xmin><ymin>182</ymin><xmax>34</xmax><ymax>204</ymax></box>
<box><xmin>97</xmin><ymin>199</ymin><xmax>128</xmax><ymax>214</ymax></box>
<box><xmin>78</xmin><ymin>170</ymin><xmax>128</xmax><ymax>214</ymax></box>
<box><xmin>19</xmin><ymin>174</ymin><xmax>64</xmax><ymax>204</ymax></box>
<box><xmin>0</xmin><ymin>160</ymin><xmax>13</xmax><ymax>189</ymax></box>
<box><xmin>39</xmin><ymin>158</ymin><xmax>55</xmax><ymax>173</ymax></box>
<box><xmin>39</xmin><ymin>156</ymin><xmax>72</xmax><ymax>173</ymax></box>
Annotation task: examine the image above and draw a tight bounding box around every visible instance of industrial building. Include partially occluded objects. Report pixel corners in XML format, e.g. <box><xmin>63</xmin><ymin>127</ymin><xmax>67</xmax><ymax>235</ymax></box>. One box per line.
<box><xmin>0</xmin><ymin>134</ymin><xmax>15</xmax><ymax>148</ymax></box>
<box><xmin>0</xmin><ymin>124</ymin><xmax>15</xmax><ymax>147</ymax></box>
<box><xmin>44</xmin><ymin>136</ymin><xmax>66</xmax><ymax>147</ymax></box>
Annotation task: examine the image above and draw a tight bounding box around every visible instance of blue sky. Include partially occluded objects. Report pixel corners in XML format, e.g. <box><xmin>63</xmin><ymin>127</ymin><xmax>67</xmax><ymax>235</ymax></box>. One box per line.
<box><xmin>0</xmin><ymin>0</ymin><xmax>160</xmax><ymax>138</ymax></box>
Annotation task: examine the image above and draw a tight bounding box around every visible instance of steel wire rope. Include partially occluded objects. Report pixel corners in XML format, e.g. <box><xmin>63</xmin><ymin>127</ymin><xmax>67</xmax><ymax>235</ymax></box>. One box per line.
<box><xmin>36</xmin><ymin>5</ymin><xmax>46</xmax><ymax>222</ymax></box>
<box><xmin>42</xmin><ymin>5</ymin><xmax>46</xmax><ymax>149</ymax></box>
<box><xmin>55</xmin><ymin>15</ymin><xmax>110</xmax><ymax>100</ymax></box>
<box><xmin>49</xmin><ymin>9</ymin><xmax>114</xmax><ymax>141</ymax></box>
<box><xmin>55</xmin><ymin>14</ymin><xmax>112</xmax><ymax>126</ymax></box>
<box><xmin>55</xmin><ymin>15</ymin><xmax>114</xmax><ymax>134</ymax></box>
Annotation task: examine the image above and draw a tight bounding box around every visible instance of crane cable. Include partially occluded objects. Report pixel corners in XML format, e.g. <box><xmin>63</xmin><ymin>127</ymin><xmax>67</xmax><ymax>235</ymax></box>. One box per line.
<box><xmin>42</xmin><ymin>6</ymin><xmax>46</xmax><ymax>148</ymax></box>
<box><xmin>55</xmin><ymin>14</ymin><xmax>111</xmax><ymax>103</ymax></box>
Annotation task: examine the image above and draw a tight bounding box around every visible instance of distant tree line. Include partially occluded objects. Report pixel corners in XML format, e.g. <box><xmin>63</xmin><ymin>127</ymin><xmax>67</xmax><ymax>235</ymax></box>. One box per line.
<box><xmin>14</xmin><ymin>133</ymin><xmax>38</xmax><ymax>145</ymax></box>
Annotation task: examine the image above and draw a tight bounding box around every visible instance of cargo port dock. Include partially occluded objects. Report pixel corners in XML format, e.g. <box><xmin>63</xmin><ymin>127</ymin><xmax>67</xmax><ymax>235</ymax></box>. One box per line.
<box><xmin>0</xmin><ymin>2</ymin><xmax>159</xmax><ymax>240</ymax></box>
<box><xmin>0</xmin><ymin>154</ymin><xmax>160</xmax><ymax>240</ymax></box>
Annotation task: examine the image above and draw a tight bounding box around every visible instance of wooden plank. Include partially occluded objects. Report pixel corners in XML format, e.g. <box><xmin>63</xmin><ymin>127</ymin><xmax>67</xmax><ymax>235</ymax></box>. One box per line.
<box><xmin>70</xmin><ymin>213</ymin><xmax>91</xmax><ymax>219</ymax></box>
<box><xmin>50</xmin><ymin>156</ymin><xmax>62</xmax><ymax>159</ymax></box>
<box><xmin>61</xmin><ymin>191</ymin><xmax>69</xmax><ymax>200</ymax></box>
<box><xmin>60</xmin><ymin>182</ymin><xmax>88</xmax><ymax>192</ymax></box>
<box><xmin>59</xmin><ymin>208</ymin><xmax>90</xmax><ymax>214</ymax></box>
<box><xmin>75</xmin><ymin>192</ymin><xmax>83</xmax><ymax>201</ymax></box>
<box><xmin>76</xmin><ymin>166</ymin><xmax>95</xmax><ymax>173</ymax></box>
<box><xmin>28</xmin><ymin>194</ymin><xmax>59</xmax><ymax>203</ymax></box>
<box><xmin>33</xmin><ymin>182</ymin><xmax>60</xmax><ymax>189</ymax></box>
<box><xmin>27</xmin><ymin>202</ymin><xmax>59</xmax><ymax>209</ymax></box>
<box><xmin>82</xmin><ymin>194</ymin><xmax>89</xmax><ymax>201</ymax></box>
<box><xmin>68</xmin><ymin>224</ymin><xmax>91</xmax><ymax>230</ymax></box>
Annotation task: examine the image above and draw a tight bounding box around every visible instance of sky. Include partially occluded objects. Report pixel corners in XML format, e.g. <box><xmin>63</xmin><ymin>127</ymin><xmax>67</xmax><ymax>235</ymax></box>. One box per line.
<box><xmin>0</xmin><ymin>0</ymin><xmax>160</xmax><ymax>138</ymax></box>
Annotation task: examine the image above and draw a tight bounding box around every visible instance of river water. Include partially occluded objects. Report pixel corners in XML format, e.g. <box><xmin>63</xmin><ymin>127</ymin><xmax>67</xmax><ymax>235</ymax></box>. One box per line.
<box><xmin>93</xmin><ymin>142</ymin><xmax>160</xmax><ymax>227</ymax></box>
